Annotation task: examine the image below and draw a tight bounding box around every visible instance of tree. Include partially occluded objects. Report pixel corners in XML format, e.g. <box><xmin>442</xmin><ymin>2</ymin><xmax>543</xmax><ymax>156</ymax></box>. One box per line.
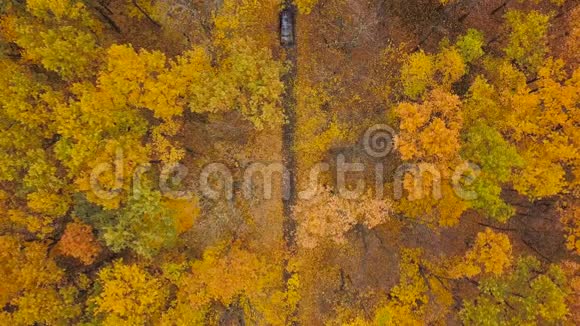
<box><xmin>449</xmin><ymin>228</ymin><xmax>513</xmax><ymax>278</ymax></box>
<box><xmin>504</xmin><ymin>10</ymin><xmax>551</xmax><ymax>75</ymax></box>
<box><xmin>505</xmin><ymin>59</ymin><xmax>579</xmax><ymax>199</ymax></box>
<box><xmin>374</xmin><ymin>248</ymin><xmax>454</xmax><ymax>324</ymax></box>
<box><xmin>14</xmin><ymin>24</ymin><xmax>101</xmax><ymax>80</ymax></box>
<box><xmin>92</xmin><ymin>260</ymin><xmax>168</xmax><ymax>325</ymax></box>
<box><xmin>294</xmin><ymin>187</ymin><xmax>393</xmax><ymax>248</ymax></box>
<box><xmin>57</xmin><ymin>220</ymin><xmax>102</xmax><ymax>265</ymax></box>
<box><xmin>455</xmin><ymin>29</ymin><xmax>485</xmax><ymax>64</ymax></box>
<box><xmin>400</xmin><ymin>51</ymin><xmax>435</xmax><ymax>99</ymax></box>
<box><xmin>462</xmin><ymin>76</ymin><xmax>503</xmax><ymax>128</ymax></box>
<box><xmin>395</xmin><ymin>89</ymin><xmax>463</xmax><ymax>165</ymax></box>
<box><xmin>294</xmin><ymin>81</ymin><xmax>347</xmax><ymax>183</ymax></box>
<box><xmin>460</xmin><ymin>257</ymin><xmax>569</xmax><ymax>325</ymax></box>
<box><xmin>400</xmin><ymin>44</ymin><xmax>467</xmax><ymax>100</ymax></box>
<box><xmin>87</xmin><ymin>185</ymin><xmax>178</xmax><ymax>258</ymax></box>
<box><xmin>394</xmin><ymin>89</ymin><xmax>468</xmax><ymax>227</ymax></box>
<box><xmin>25</xmin><ymin>0</ymin><xmax>100</xmax><ymax>28</ymax></box>
<box><xmin>0</xmin><ymin>235</ymin><xmax>81</xmax><ymax>325</ymax></box>
<box><xmin>0</xmin><ymin>59</ymin><xmax>57</xmax><ymax>182</ymax></box>
<box><xmin>186</xmin><ymin>38</ymin><xmax>286</xmax><ymax>130</ymax></box>
<box><xmin>461</xmin><ymin>122</ymin><xmax>523</xmax><ymax>221</ymax></box>
<box><xmin>435</xmin><ymin>45</ymin><xmax>466</xmax><ymax>90</ymax></box>
<box><xmin>165</xmin><ymin>242</ymin><xmax>292</xmax><ymax>325</ymax></box>
<box><xmin>4</xmin><ymin>0</ymin><xmax>103</xmax><ymax>81</ymax></box>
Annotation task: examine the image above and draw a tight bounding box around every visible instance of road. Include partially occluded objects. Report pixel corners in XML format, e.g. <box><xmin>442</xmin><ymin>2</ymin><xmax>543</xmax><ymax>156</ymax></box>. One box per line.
<box><xmin>281</xmin><ymin>2</ymin><xmax>298</xmax><ymax>254</ymax></box>
<box><xmin>280</xmin><ymin>1</ymin><xmax>299</xmax><ymax>324</ymax></box>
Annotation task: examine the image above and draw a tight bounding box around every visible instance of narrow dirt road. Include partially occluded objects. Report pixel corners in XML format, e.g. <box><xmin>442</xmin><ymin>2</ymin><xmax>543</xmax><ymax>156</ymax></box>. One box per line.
<box><xmin>281</xmin><ymin>2</ymin><xmax>298</xmax><ymax>254</ymax></box>
<box><xmin>280</xmin><ymin>2</ymin><xmax>300</xmax><ymax>324</ymax></box>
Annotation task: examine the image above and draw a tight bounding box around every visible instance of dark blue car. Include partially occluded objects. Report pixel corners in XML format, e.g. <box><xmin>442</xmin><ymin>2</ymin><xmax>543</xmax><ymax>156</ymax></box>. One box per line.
<box><xmin>280</xmin><ymin>9</ymin><xmax>295</xmax><ymax>47</ymax></box>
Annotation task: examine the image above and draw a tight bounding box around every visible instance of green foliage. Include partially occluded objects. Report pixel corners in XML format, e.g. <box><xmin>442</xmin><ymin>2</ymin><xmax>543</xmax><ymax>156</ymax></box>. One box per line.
<box><xmin>462</xmin><ymin>122</ymin><xmax>523</xmax><ymax>183</ymax></box>
<box><xmin>461</xmin><ymin>123</ymin><xmax>523</xmax><ymax>221</ymax></box>
<box><xmin>462</xmin><ymin>76</ymin><xmax>502</xmax><ymax>127</ymax></box>
<box><xmin>504</xmin><ymin>10</ymin><xmax>551</xmax><ymax>74</ymax></box>
<box><xmin>401</xmin><ymin>50</ymin><xmax>435</xmax><ymax>99</ymax></box>
<box><xmin>86</xmin><ymin>187</ymin><xmax>178</xmax><ymax>258</ymax></box>
<box><xmin>460</xmin><ymin>257</ymin><xmax>569</xmax><ymax>325</ymax></box>
<box><xmin>456</xmin><ymin>29</ymin><xmax>485</xmax><ymax>64</ymax></box>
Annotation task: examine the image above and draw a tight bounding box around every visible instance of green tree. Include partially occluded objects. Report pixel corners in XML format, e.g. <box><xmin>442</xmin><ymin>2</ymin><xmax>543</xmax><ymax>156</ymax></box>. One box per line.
<box><xmin>82</xmin><ymin>186</ymin><xmax>177</xmax><ymax>259</ymax></box>
<box><xmin>460</xmin><ymin>257</ymin><xmax>570</xmax><ymax>325</ymax></box>
<box><xmin>461</xmin><ymin>122</ymin><xmax>523</xmax><ymax>221</ymax></box>
<box><xmin>504</xmin><ymin>10</ymin><xmax>551</xmax><ymax>74</ymax></box>
<box><xmin>456</xmin><ymin>29</ymin><xmax>485</xmax><ymax>64</ymax></box>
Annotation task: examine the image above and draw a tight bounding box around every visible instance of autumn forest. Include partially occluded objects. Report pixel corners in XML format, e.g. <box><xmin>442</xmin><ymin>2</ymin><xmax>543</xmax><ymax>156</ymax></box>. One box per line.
<box><xmin>0</xmin><ymin>0</ymin><xmax>579</xmax><ymax>324</ymax></box>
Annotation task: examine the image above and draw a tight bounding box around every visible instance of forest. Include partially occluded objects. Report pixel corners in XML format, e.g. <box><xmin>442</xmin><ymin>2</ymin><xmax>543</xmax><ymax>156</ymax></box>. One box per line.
<box><xmin>0</xmin><ymin>0</ymin><xmax>578</xmax><ymax>324</ymax></box>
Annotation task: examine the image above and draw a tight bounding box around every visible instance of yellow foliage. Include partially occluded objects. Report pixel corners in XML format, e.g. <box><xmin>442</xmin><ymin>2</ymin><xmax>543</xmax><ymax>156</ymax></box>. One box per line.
<box><xmin>396</xmin><ymin>182</ymin><xmax>470</xmax><ymax>228</ymax></box>
<box><xmin>435</xmin><ymin>46</ymin><xmax>466</xmax><ymax>89</ymax></box>
<box><xmin>7</xmin><ymin>209</ymin><xmax>54</xmax><ymax>237</ymax></box>
<box><xmin>401</xmin><ymin>51</ymin><xmax>435</xmax><ymax>99</ymax></box>
<box><xmin>172</xmin><ymin>242</ymin><xmax>289</xmax><ymax>325</ymax></box>
<box><xmin>26</xmin><ymin>191</ymin><xmax>71</xmax><ymax>217</ymax></box>
<box><xmin>504</xmin><ymin>10</ymin><xmax>551</xmax><ymax>74</ymax></box>
<box><xmin>375</xmin><ymin>248</ymin><xmax>452</xmax><ymax>325</ymax></box>
<box><xmin>395</xmin><ymin>89</ymin><xmax>462</xmax><ymax>164</ymax></box>
<box><xmin>164</xmin><ymin>197</ymin><xmax>201</xmax><ymax>234</ymax></box>
<box><xmin>295</xmin><ymin>0</ymin><xmax>320</xmax><ymax>14</ymax></box>
<box><xmin>26</xmin><ymin>0</ymin><xmax>98</xmax><ymax>27</ymax></box>
<box><xmin>14</xmin><ymin>24</ymin><xmax>101</xmax><ymax>80</ymax></box>
<box><xmin>295</xmin><ymin>82</ymin><xmax>347</xmax><ymax>184</ymax></box>
<box><xmin>559</xmin><ymin>202</ymin><xmax>580</xmax><ymax>255</ymax></box>
<box><xmin>501</xmin><ymin>59</ymin><xmax>580</xmax><ymax>199</ymax></box>
<box><xmin>450</xmin><ymin>228</ymin><xmax>512</xmax><ymax>278</ymax></box>
<box><xmin>0</xmin><ymin>235</ymin><xmax>63</xmax><ymax>306</ymax></box>
<box><xmin>4</xmin><ymin>286</ymin><xmax>80</xmax><ymax>325</ymax></box>
<box><xmin>295</xmin><ymin>187</ymin><xmax>393</xmax><ymax>248</ymax></box>
<box><xmin>75</xmin><ymin>138</ymin><xmax>150</xmax><ymax>209</ymax></box>
<box><xmin>0</xmin><ymin>235</ymin><xmax>79</xmax><ymax>324</ymax></box>
<box><xmin>93</xmin><ymin>260</ymin><xmax>168</xmax><ymax>325</ymax></box>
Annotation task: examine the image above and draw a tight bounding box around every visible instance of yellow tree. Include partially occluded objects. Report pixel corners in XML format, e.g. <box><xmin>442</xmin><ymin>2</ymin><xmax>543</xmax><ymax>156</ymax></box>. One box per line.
<box><xmin>503</xmin><ymin>59</ymin><xmax>579</xmax><ymax>199</ymax></box>
<box><xmin>294</xmin><ymin>187</ymin><xmax>393</xmax><ymax>248</ymax></box>
<box><xmin>3</xmin><ymin>0</ymin><xmax>103</xmax><ymax>81</ymax></box>
<box><xmin>92</xmin><ymin>260</ymin><xmax>168</xmax><ymax>325</ymax></box>
<box><xmin>400</xmin><ymin>44</ymin><xmax>466</xmax><ymax>99</ymax></box>
<box><xmin>373</xmin><ymin>248</ymin><xmax>454</xmax><ymax>324</ymax></box>
<box><xmin>164</xmin><ymin>242</ymin><xmax>293</xmax><ymax>325</ymax></box>
<box><xmin>0</xmin><ymin>59</ymin><xmax>73</xmax><ymax>235</ymax></box>
<box><xmin>0</xmin><ymin>235</ymin><xmax>81</xmax><ymax>325</ymax></box>
<box><xmin>559</xmin><ymin>199</ymin><xmax>580</xmax><ymax>255</ymax></box>
<box><xmin>449</xmin><ymin>228</ymin><xmax>513</xmax><ymax>278</ymax></box>
<box><xmin>394</xmin><ymin>89</ymin><xmax>468</xmax><ymax>226</ymax></box>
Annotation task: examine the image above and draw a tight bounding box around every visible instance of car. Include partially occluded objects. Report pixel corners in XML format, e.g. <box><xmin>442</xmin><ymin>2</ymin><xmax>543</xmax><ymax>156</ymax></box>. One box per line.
<box><xmin>280</xmin><ymin>9</ymin><xmax>295</xmax><ymax>47</ymax></box>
